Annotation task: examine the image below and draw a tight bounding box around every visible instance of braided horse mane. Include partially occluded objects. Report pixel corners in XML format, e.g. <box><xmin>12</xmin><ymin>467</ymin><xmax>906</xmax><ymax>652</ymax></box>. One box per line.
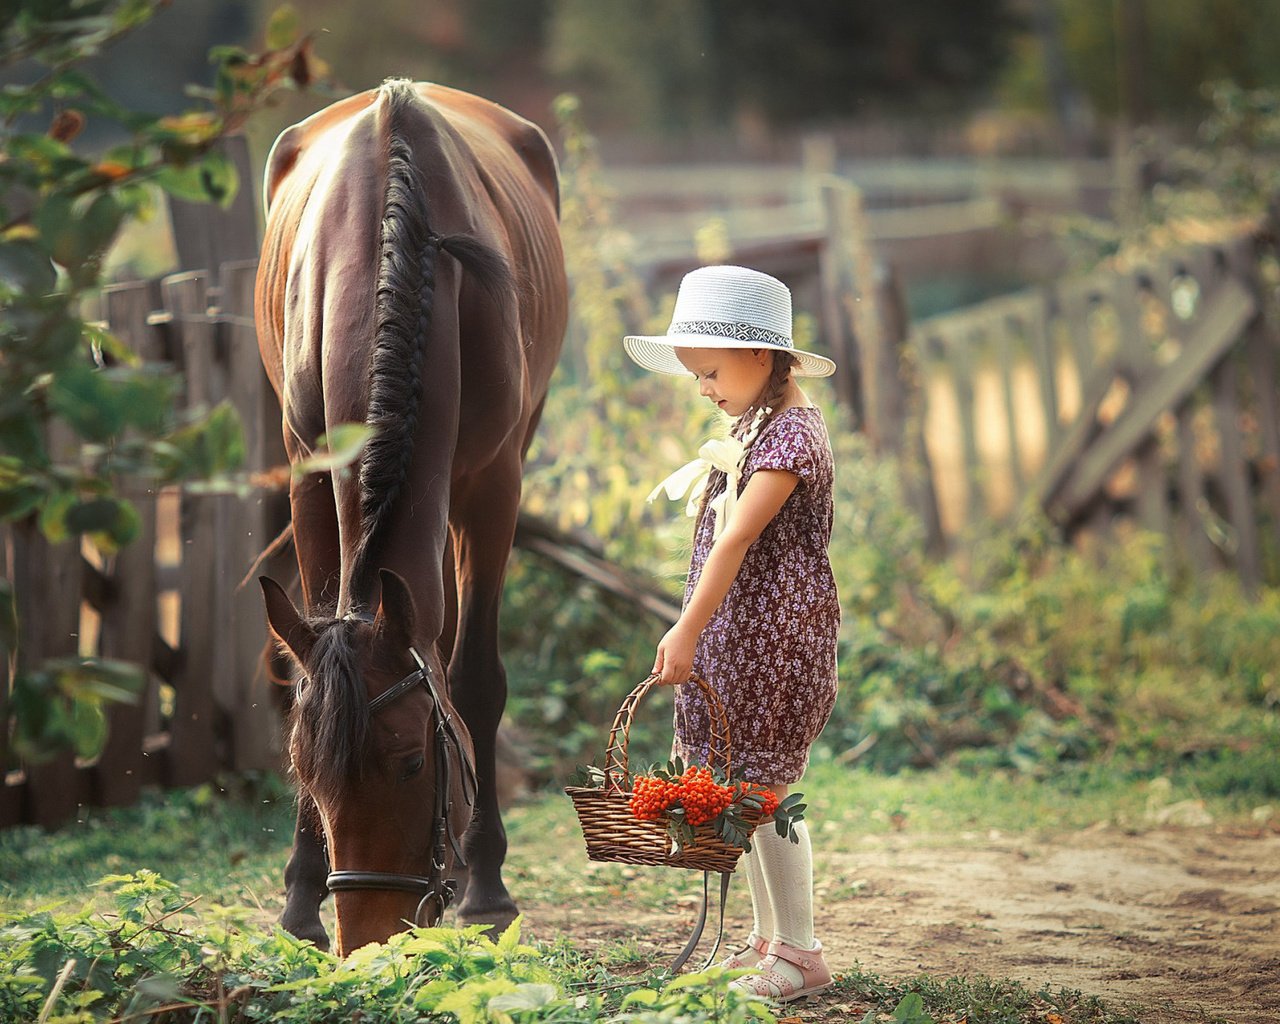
<box><xmin>346</xmin><ymin>79</ymin><xmax>512</xmax><ymax>610</ymax></box>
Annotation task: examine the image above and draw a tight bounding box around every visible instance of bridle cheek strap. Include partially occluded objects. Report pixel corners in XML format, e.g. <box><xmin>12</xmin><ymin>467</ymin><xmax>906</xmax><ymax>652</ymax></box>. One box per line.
<box><xmin>325</xmin><ymin>646</ymin><xmax>474</xmax><ymax>925</ymax></box>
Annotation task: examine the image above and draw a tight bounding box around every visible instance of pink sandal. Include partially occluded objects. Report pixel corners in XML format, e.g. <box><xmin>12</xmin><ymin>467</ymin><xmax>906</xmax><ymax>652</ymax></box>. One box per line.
<box><xmin>718</xmin><ymin>932</ymin><xmax>769</xmax><ymax>969</ymax></box>
<box><xmin>731</xmin><ymin>938</ymin><xmax>833</xmax><ymax>1003</ymax></box>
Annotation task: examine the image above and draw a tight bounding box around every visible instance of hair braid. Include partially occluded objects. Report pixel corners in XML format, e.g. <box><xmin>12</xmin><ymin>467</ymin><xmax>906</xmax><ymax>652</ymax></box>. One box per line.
<box><xmin>694</xmin><ymin>351</ymin><xmax>798</xmax><ymax>530</ymax></box>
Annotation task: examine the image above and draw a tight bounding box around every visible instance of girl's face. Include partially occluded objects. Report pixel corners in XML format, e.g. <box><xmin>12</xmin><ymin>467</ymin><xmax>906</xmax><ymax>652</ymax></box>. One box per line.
<box><xmin>676</xmin><ymin>347</ymin><xmax>771</xmax><ymax>417</ymax></box>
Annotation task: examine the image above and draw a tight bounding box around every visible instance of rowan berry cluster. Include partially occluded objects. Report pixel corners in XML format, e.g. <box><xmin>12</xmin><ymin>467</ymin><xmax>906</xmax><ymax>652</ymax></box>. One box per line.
<box><xmin>676</xmin><ymin>766</ymin><xmax>735</xmax><ymax>825</ymax></box>
<box><xmin>629</xmin><ymin>765</ymin><xmax>761</xmax><ymax>827</ymax></box>
<box><xmin>736</xmin><ymin>781</ymin><xmax>780</xmax><ymax>818</ymax></box>
<box><xmin>628</xmin><ymin>773</ymin><xmax>679</xmax><ymax>822</ymax></box>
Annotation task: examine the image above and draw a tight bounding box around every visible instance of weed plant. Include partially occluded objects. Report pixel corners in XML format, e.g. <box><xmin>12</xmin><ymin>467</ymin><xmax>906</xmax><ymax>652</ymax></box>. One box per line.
<box><xmin>3</xmin><ymin>868</ymin><xmax>1159</xmax><ymax>1023</ymax></box>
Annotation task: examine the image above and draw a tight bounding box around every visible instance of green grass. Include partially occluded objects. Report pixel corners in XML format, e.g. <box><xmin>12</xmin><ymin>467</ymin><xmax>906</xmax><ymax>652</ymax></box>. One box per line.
<box><xmin>3</xmin><ymin>758</ymin><xmax>1265</xmax><ymax>914</ymax></box>
<box><xmin>4</xmin><ymin>761</ymin><xmax>1252</xmax><ymax>1022</ymax></box>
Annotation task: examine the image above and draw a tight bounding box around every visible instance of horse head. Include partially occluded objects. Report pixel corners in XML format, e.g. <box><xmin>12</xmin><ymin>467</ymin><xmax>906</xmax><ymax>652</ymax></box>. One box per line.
<box><xmin>260</xmin><ymin>569</ymin><xmax>476</xmax><ymax>955</ymax></box>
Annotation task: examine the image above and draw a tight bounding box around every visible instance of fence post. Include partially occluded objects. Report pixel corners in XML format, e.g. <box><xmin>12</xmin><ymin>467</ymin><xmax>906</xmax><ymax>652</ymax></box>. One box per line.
<box><xmin>12</xmin><ymin>421</ymin><xmax>86</xmax><ymax>828</ymax></box>
<box><xmin>879</xmin><ymin>267</ymin><xmax>945</xmax><ymax>555</ymax></box>
<box><xmin>93</xmin><ymin>279</ymin><xmax>166</xmax><ymax>808</ymax></box>
<box><xmin>219</xmin><ymin>259</ymin><xmax>287</xmax><ymax>771</ymax></box>
<box><xmin>817</xmin><ymin>177</ymin><xmax>866</xmax><ymax>426</ymax></box>
<box><xmin>161</xmin><ymin>271</ymin><xmax>225</xmax><ymax>787</ymax></box>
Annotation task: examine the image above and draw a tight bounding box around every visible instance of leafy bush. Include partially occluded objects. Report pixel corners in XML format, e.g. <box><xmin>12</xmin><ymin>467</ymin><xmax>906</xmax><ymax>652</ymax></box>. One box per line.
<box><xmin>0</xmin><ymin>871</ymin><xmax>777</xmax><ymax>1023</ymax></box>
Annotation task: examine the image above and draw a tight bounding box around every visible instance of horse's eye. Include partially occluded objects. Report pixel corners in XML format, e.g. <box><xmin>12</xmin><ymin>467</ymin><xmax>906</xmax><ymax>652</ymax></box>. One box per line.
<box><xmin>401</xmin><ymin>754</ymin><xmax>425</xmax><ymax>780</ymax></box>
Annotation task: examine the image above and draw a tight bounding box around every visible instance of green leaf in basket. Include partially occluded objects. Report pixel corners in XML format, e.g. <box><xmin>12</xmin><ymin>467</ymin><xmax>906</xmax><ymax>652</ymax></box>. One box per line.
<box><xmin>568</xmin><ymin>763</ymin><xmax>606</xmax><ymax>788</ymax></box>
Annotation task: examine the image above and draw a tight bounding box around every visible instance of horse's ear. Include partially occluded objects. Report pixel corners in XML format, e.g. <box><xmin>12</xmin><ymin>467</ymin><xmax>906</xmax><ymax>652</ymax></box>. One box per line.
<box><xmin>259</xmin><ymin>576</ymin><xmax>316</xmax><ymax>673</ymax></box>
<box><xmin>375</xmin><ymin>569</ymin><xmax>416</xmax><ymax>647</ymax></box>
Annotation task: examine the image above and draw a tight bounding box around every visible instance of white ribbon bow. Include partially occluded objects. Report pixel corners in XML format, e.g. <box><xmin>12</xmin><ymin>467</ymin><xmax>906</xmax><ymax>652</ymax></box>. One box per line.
<box><xmin>647</xmin><ymin>407</ymin><xmax>770</xmax><ymax>540</ymax></box>
<box><xmin>647</xmin><ymin>436</ymin><xmax>747</xmax><ymax>540</ymax></box>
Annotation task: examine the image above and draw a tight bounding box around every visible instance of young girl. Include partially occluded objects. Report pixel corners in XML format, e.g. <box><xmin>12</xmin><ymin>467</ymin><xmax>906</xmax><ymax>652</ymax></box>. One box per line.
<box><xmin>623</xmin><ymin>265</ymin><xmax>840</xmax><ymax>1002</ymax></box>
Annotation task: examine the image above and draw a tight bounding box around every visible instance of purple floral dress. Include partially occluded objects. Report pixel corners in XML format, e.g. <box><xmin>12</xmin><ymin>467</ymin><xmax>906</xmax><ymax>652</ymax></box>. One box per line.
<box><xmin>673</xmin><ymin>407</ymin><xmax>840</xmax><ymax>784</ymax></box>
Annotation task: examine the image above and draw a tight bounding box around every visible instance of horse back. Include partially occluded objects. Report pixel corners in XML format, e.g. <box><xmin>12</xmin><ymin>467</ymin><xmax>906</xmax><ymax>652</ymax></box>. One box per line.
<box><xmin>255</xmin><ymin>83</ymin><xmax>566</xmax><ymax>462</ymax></box>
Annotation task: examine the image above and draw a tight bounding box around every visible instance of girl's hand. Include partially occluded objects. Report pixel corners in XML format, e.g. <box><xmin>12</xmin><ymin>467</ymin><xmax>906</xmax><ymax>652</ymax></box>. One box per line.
<box><xmin>653</xmin><ymin>623</ymin><xmax>698</xmax><ymax>685</ymax></box>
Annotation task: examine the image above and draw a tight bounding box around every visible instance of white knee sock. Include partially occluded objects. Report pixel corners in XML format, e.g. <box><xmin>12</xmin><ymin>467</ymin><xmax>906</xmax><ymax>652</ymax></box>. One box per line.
<box><xmin>753</xmin><ymin>820</ymin><xmax>816</xmax><ymax>951</ymax></box>
<box><xmin>743</xmin><ymin>846</ymin><xmax>773</xmax><ymax>949</ymax></box>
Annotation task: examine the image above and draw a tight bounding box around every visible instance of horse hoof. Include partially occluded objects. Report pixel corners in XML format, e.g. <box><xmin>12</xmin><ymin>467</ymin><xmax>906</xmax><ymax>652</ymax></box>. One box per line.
<box><xmin>280</xmin><ymin>912</ymin><xmax>330</xmax><ymax>952</ymax></box>
<box><xmin>457</xmin><ymin>899</ymin><xmax>518</xmax><ymax>936</ymax></box>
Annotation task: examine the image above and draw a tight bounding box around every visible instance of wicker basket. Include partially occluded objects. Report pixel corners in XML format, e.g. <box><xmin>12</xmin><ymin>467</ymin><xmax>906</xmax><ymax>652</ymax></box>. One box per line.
<box><xmin>565</xmin><ymin>673</ymin><xmax>762</xmax><ymax>874</ymax></box>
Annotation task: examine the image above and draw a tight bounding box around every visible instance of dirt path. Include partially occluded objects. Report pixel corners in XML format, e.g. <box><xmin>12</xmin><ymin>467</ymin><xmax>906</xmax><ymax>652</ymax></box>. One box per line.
<box><xmin>526</xmin><ymin>825</ymin><xmax>1280</xmax><ymax>1024</ymax></box>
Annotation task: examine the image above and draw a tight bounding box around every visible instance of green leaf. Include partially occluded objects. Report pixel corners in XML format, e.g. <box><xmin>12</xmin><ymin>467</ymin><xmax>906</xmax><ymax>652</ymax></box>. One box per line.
<box><xmin>890</xmin><ymin>992</ymin><xmax>936</xmax><ymax>1024</ymax></box>
<box><xmin>154</xmin><ymin>151</ymin><xmax>238</xmax><ymax>208</ymax></box>
<box><xmin>0</xmin><ymin>240</ymin><xmax>57</xmax><ymax>295</ymax></box>
<box><xmin>64</xmin><ymin>496</ymin><xmax>120</xmax><ymax>532</ymax></box>
<box><xmin>67</xmin><ymin>697</ymin><xmax>108</xmax><ymax>759</ymax></box>
<box><xmin>266</xmin><ymin>5</ymin><xmax>300</xmax><ymax>49</ymax></box>
<box><xmin>89</xmin><ymin>497</ymin><xmax>140</xmax><ymax>553</ymax></box>
<box><xmin>79</xmin><ymin>192</ymin><xmax>126</xmax><ymax>260</ymax></box>
<box><xmin>157</xmin><ymin>401</ymin><xmax>245</xmax><ymax>481</ymax></box>
<box><xmin>38</xmin><ymin>487</ymin><xmax>76</xmax><ymax>542</ymax></box>
<box><xmin>495</xmin><ymin>914</ymin><xmax>523</xmax><ymax>954</ymax></box>
<box><xmin>50</xmin><ymin>362</ymin><xmax>124</xmax><ymax>437</ymax></box>
<box><xmin>292</xmin><ymin>423</ymin><xmax>372</xmax><ymax>477</ymax></box>
<box><xmin>487</xmin><ymin>983</ymin><xmax>558</xmax><ymax>1012</ymax></box>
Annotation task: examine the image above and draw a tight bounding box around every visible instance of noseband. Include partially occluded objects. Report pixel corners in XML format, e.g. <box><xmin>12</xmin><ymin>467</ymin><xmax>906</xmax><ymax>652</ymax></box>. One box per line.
<box><xmin>324</xmin><ymin>646</ymin><xmax>477</xmax><ymax>926</ymax></box>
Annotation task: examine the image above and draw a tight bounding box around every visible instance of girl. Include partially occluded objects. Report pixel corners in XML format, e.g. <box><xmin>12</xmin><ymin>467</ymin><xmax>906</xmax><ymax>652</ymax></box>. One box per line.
<box><xmin>623</xmin><ymin>265</ymin><xmax>840</xmax><ymax>1002</ymax></box>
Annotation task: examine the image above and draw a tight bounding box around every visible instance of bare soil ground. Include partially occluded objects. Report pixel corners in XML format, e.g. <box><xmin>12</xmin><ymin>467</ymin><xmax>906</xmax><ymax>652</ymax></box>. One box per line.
<box><xmin>525</xmin><ymin>825</ymin><xmax>1280</xmax><ymax>1024</ymax></box>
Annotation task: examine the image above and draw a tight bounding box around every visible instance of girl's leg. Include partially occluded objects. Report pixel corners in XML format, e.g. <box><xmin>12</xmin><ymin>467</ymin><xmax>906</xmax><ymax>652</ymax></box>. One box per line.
<box><xmin>744</xmin><ymin>819</ymin><xmax>831</xmax><ymax>998</ymax></box>
<box><xmin>721</xmin><ymin>848</ymin><xmax>772</xmax><ymax>968</ymax></box>
<box><xmin>755</xmin><ymin>819</ymin><xmax>815</xmax><ymax>951</ymax></box>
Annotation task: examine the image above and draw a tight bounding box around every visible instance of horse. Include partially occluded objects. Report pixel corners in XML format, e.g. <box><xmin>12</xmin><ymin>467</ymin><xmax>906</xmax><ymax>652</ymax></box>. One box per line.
<box><xmin>252</xmin><ymin>79</ymin><xmax>567</xmax><ymax>955</ymax></box>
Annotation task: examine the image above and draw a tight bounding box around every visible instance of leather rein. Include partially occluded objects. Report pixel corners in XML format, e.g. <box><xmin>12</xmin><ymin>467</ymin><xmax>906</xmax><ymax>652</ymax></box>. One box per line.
<box><xmin>324</xmin><ymin>647</ymin><xmax>477</xmax><ymax>926</ymax></box>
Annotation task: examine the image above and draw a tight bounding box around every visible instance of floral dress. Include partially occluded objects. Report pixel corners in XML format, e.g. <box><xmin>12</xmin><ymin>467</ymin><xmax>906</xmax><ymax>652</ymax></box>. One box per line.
<box><xmin>673</xmin><ymin>407</ymin><xmax>840</xmax><ymax>784</ymax></box>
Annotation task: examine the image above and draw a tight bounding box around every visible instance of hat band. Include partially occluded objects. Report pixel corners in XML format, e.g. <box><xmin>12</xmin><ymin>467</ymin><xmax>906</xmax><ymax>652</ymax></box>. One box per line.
<box><xmin>668</xmin><ymin>319</ymin><xmax>792</xmax><ymax>349</ymax></box>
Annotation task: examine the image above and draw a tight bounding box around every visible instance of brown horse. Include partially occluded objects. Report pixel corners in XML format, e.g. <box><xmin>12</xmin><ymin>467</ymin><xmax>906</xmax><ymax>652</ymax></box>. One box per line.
<box><xmin>253</xmin><ymin>80</ymin><xmax>567</xmax><ymax>955</ymax></box>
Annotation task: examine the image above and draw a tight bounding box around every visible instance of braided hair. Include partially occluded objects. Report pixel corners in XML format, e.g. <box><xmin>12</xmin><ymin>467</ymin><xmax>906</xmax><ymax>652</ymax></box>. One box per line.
<box><xmin>694</xmin><ymin>350</ymin><xmax>798</xmax><ymax>530</ymax></box>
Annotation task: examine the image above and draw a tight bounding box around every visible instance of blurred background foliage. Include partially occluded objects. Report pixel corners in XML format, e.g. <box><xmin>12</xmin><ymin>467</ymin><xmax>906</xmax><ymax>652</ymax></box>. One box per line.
<box><xmin>37</xmin><ymin>0</ymin><xmax>1280</xmax><ymax>171</ymax></box>
<box><xmin>504</xmin><ymin>93</ymin><xmax>1280</xmax><ymax>793</ymax></box>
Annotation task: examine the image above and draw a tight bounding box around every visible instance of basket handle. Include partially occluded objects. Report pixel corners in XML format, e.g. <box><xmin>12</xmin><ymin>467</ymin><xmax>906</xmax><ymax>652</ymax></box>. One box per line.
<box><xmin>601</xmin><ymin>672</ymin><xmax>732</xmax><ymax>794</ymax></box>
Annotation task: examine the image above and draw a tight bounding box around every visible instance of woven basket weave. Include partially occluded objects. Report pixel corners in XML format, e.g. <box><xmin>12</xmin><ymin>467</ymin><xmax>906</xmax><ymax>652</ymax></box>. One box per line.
<box><xmin>565</xmin><ymin>673</ymin><xmax>761</xmax><ymax>874</ymax></box>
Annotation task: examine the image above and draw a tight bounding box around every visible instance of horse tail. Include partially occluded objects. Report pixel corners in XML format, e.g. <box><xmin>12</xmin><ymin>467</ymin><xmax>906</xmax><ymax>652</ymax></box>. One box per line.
<box><xmin>347</xmin><ymin>80</ymin><xmax>513</xmax><ymax>608</ymax></box>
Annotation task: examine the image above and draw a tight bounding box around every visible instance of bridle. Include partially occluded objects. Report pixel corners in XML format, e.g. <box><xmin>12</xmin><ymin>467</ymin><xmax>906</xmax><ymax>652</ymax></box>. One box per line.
<box><xmin>323</xmin><ymin>646</ymin><xmax>477</xmax><ymax>926</ymax></box>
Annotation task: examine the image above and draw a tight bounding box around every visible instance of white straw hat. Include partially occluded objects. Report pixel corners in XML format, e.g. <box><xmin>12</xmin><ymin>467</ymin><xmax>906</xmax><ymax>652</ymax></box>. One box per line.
<box><xmin>623</xmin><ymin>265</ymin><xmax>836</xmax><ymax>378</ymax></box>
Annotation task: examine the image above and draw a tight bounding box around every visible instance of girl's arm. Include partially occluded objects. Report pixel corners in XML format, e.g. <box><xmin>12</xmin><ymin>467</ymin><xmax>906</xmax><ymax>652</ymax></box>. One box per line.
<box><xmin>653</xmin><ymin>468</ymin><xmax>799</xmax><ymax>684</ymax></box>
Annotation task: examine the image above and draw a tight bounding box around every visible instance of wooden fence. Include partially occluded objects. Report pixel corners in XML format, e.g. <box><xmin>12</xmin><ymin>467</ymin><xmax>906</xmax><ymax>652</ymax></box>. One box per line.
<box><xmin>1</xmin><ymin>262</ymin><xmax>291</xmax><ymax>829</ymax></box>
<box><xmin>909</xmin><ymin>229</ymin><xmax>1280</xmax><ymax>591</ymax></box>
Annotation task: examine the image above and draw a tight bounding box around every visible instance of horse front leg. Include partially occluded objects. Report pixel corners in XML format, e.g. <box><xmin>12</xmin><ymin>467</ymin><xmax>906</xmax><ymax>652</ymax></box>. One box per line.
<box><xmin>277</xmin><ymin>467</ymin><xmax>341</xmax><ymax>949</ymax></box>
<box><xmin>279</xmin><ymin>797</ymin><xmax>330</xmax><ymax>949</ymax></box>
<box><xmin>448</xmin><ymin>479</ymin><xmax>520</xmax><ymax>932</ymax></box>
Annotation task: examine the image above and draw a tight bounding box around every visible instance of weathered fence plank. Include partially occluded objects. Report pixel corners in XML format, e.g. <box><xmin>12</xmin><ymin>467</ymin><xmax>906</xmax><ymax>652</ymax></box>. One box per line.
<box><xmin>221</xmin><ymin>260</ymin><xmax>286</xmax><ymax>771</ymax></box>
<box><xmin>162</xmin><ymin>271</ymin><xmax>223</xmax><ymax>787</ymax></box>
<box><xmin>1212</xmin><ymin>352</ymin><xmax>1261</xmax><ymax>593</ymax></box>
<box><xmin>1046</xmin><ymin>277</ymin><xmax>1256</xmax><ymax>525</ymax></box>
<box><xmin>13</xmin><ymin>435</ymin><xmax>86</xmax><ymax>828</ymax></box>
<box><xmin>93</xmin><ymin>280</ymin><xmax>165</xmax><ymax>808</ymax></box>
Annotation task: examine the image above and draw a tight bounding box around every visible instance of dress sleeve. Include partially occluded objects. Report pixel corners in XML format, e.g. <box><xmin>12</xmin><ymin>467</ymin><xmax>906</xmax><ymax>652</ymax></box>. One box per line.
<box><xmin>744</xmin><ymin>415</ymin><xmax>819</xmax><ymax>487</ymax></box>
